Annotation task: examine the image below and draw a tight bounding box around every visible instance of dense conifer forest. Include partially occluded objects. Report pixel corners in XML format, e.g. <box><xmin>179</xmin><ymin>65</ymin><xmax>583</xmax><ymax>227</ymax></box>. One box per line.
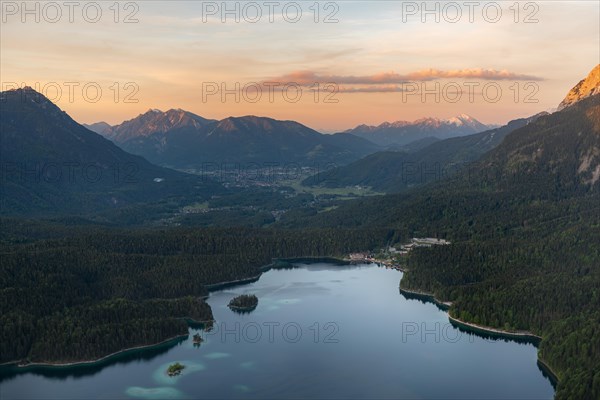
<box><xmin>0</xmin><ymin>221</ymin><xmax>391</xmax><ymax>364</ymax></box>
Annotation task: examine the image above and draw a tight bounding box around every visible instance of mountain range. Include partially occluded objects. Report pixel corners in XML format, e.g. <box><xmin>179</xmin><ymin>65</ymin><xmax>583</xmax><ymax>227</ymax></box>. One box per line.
<box><xmin>303</xmin><ymin>112</ymin><xmax>547</xmax><ymax>192</ymax></box>
<box><xmin>306</xmin><ymin>65</ymin><xmax>600</xmax><ymax>194</ymax></box>
<box><xmin>86</xmin><ymin>110</ymin><xmax>381</xmax><ymax>168</ymax></box>
<box><xmin>341</xmin><ymin>114</ymin><xmax>491</xmax><ymax>147</ymax></box>
<box><xmin>291</xmin><ymin>64</ymin><xmax>600</xmax><ymax>228</ymax></box>
<box><xmin>85</xmin><ymin>110</ymin><xmax>495</xmax><ymax>169</ymax></box>
<box><xmin>5</xmin><ymin>64</ymin><xmax>598</xmax><ymax>219</ymax></box>
<box><xmin>0</xmin><ymin>88</ymin><xmax>221</xmax><ymax>216</ymax></box>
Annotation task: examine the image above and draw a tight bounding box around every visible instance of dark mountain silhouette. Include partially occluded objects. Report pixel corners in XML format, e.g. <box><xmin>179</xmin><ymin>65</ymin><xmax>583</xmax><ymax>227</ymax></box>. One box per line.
<box><xmin>90</xmin><ymin>111</ymin><xmax>381</xmax><ymax>168</ymax></box>
<box><xmin>0</xmin><ymin>88</ymin><xmax>221</xmax><ymax>215</ymax></box>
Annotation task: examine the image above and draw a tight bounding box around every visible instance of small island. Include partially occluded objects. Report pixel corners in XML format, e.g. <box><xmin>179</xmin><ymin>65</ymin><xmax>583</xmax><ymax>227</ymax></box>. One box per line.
<box><xmin>192</xmin><ymin>333</ymin><xmax>204</xmax><ymax>347</ymax></box>
<box><xmin>167</xmin><ymin>362</ymin><xmax>185</xmax><ymax>377</ymax></box>
<box><xmin>228</xmin><ymin>294</ymin><xmax>258</xmax><ymax>312</ymax></box>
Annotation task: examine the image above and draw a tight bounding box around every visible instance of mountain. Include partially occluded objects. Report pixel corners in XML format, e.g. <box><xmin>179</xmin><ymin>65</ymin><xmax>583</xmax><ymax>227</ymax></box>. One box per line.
<box><xmin>97</xmin><ymin>111</ymin><xmax>381</xmax><ymax>168</ymax></box>
<box><xmin>108</xmin><ymin>108</ymin><xmax>216</xmax><ymax>142</ymax></box>
<box><xmin>304</xmin><ymin>113</ymin><xmax>547</xmax><ymax>192</ymax></box>
<box><xmin>0</xmin><ymin>88</ymin><xmax>221</xmax><ymax>216</ymax></box>
<box><xmin>343</xmin><ymin>114</ymin><xmax>490</xmax><ymax>147</ymax></box>
<box><xmin>83</xmin><ymin>121</ymin><xmax>113</xmax><ymax>136</ymax></box>
<box><xmin>388</xmin><ymin>136</ymin><xmax>441</xmax><ymax>152</ymax></box>
<box><xmin>480</xmin><ymin>94</ymin><xmax>600</xmax><ymax>195</ymax></box>
<box><xmin>558</xmin><ymin>64</ymin><xmax>600</xmax><ymax>110</ymax></box>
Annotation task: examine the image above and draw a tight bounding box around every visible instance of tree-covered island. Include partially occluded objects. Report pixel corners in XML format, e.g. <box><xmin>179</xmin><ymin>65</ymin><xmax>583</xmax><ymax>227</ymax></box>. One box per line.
<box><xmin>167</xmin><ymin>362</ymin><xmax>185</xmax><ymax>376</ymax></box>
<box><xmin>228</xmin><ymin>294</ymin><xmax>259</xmax><ymax>312</ymax></box>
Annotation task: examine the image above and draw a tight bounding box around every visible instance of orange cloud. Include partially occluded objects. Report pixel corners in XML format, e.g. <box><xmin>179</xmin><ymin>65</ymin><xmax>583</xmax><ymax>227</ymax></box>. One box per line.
<box><xmin>263</xmin><ymin>68</ymin><xmax>543</xmax><ymax>88</ymax></box>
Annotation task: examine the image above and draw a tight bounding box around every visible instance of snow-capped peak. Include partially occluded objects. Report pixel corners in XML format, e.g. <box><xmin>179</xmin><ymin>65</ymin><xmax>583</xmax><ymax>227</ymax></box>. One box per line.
<box><xmin>446</xmin><ymin>116</ymin><xmax>464</xmax><ymax>126</ymax></box>
<box><xmin>444</xmin><ymin>114</ymin><xmax>484</xmax><ymax>128</ymax></box>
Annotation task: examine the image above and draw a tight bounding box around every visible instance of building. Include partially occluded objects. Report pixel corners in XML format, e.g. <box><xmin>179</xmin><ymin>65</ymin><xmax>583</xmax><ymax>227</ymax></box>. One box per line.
<box><xmin>349</xmin><ymin>253</ymin><xmax>368</xmax><ymax>261</ymax></box>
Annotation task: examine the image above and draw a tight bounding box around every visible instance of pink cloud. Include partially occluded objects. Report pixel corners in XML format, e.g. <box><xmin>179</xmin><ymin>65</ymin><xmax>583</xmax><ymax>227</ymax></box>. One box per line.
<box><xmin>262</xmin><ymin>68</ymin><xmax>543</xmax><ymax>88</ymax></box>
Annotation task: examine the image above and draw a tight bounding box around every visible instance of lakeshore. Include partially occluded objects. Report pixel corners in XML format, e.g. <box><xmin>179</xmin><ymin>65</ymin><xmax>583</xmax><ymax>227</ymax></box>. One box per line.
<box><xmin>448</xmin><ymin>315</ymin><xmax>542</xmax><ymax>343</ymax></box>
<box><xmin>398</xmin><ymin>287</ymin><xmax>452</xmax><ymax>310</ymax></box>
<box><xmin>1</xmin><ymin>334</ymin><xmax>188</xmax><ymax>371</ymax></box>
<box><xmin>398</xmin><ymin>277</ymin><xmax>558</xmax><ymax>386</ymax></box>
<box><xmin>2</xmin><ymin>256</ymin><xmax>349</xmax><ymax>371</ymax></box>
<box><xmin>205</xmin><ymin>257</ymin><xmax>349</xmax><ymax>291</ymax></box>
<box><xmin>399</xmin><ymin>284</ymin><xmax>543</xmax><ymax>344</ymax></box>
<box><xmin>537</xmin><ymin>358</ymin><xmax>560</xmax><ymax>387</ymax></box>
<box><xmin>204</xmin><ymin>275</ymin><xmax>262</xmax><ymax>291</ymax></box>
<box><xmin>272</xmin><ymin>256</ymin><xmax>351</xmax><ymax>267</ymax></box>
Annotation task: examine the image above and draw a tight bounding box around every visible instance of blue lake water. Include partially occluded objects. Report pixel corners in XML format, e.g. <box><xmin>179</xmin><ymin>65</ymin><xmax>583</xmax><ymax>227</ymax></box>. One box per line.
<box><xmin>0</xmin><ymin>263</ymin><xmax>555</xmax><ymax>399</ymax></box>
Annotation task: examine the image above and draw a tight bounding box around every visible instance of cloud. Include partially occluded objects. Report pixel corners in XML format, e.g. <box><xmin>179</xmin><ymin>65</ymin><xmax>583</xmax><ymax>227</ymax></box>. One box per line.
<box><xmin>334</xmin><ymin>85</ymin><xmax>472</xmax><ymax>95</ymax></box>
<box><xmin>262</xmin><ymin>68</ymin><xmax>543</xmax><ymax>88</ymax></box>
<box><xmin>335</xmin><ymin>85</ymin><xmax>408</xmax><ymax>93</ymax></box>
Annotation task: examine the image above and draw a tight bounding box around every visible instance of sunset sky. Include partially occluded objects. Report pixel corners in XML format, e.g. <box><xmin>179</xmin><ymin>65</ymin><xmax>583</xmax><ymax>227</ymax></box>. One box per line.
<box><xmin>2</xmin><ymin>1</ymin><xmax>599</xmax><ymax>131</ymax></box>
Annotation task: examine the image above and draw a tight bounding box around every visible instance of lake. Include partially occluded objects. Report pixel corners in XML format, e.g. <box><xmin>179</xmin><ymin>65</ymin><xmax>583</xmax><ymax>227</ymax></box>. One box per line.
<box><xmin>0</xmin><ymin>262</ymin><xmax>555</xmax><ymax>399</ymax></box>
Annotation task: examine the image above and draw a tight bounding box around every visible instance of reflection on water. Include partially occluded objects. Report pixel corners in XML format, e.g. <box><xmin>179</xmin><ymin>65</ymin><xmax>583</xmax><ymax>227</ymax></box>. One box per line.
<box><xmin>0</xmin><ymin>338</ymin><xmax>185</xmax><ymax>382</ymax></box>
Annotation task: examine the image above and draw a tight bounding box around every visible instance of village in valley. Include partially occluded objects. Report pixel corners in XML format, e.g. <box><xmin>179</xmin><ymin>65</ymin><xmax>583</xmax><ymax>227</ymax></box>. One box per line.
<box><xmin>348</xmin><ymin>238</ymin><xmax>451</xmax><ymax>271</ymax></box>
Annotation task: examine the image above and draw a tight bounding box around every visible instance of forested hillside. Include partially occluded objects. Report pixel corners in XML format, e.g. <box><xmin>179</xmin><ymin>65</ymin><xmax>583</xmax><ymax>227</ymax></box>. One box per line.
<box><xmin>303</xmin><ymin>113</ymin><xmax>546</xmax><ymax>193</ymax></box>
<box><xmin>0</xmin><ymin>221</ymin><xmax>391</xmax><ymax>364</ymax></box>
<box><xmin>402</xmin><ymin>224</ymin><xmax>600</xmax><ymax>399</ymax></box>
